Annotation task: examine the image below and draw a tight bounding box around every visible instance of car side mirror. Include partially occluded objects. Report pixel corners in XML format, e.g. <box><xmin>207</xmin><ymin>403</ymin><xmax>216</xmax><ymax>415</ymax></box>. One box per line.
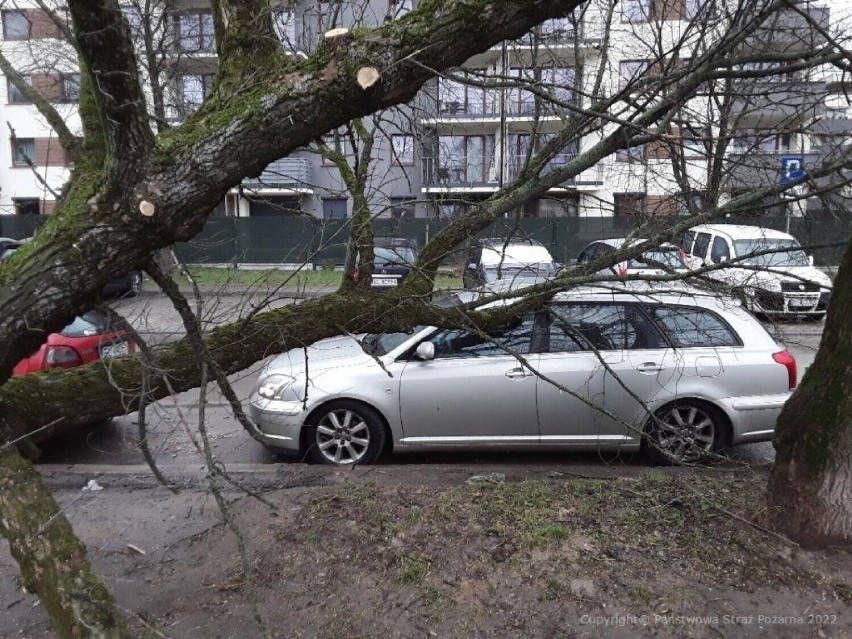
<box><xmin>414</xmin><ymin>342</ymin><xmax>435</xmax><ymax>361</ymax></box>
<box><xmin>808</xmin><ymin>255</ymin><xmax>814</xmax><ymax>267</ymax></box>
<box><xmin>467</xmin><ymin>263</ymin><xmax>477</xmax><ymax>271</ymax></box>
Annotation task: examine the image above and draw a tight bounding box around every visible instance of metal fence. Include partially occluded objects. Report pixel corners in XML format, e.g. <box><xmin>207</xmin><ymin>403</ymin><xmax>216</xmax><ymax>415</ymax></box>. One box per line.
<box><xmin>2</xmin><ymin>212</ymin><xmax>850</xmax><ymax>267</ymax></box>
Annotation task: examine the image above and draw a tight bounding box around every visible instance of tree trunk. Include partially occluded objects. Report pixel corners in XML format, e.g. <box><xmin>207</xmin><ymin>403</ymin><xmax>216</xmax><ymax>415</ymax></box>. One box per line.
<box><xmin>0</xmin><ymin>447</ymin><xmax>132</xmax><ymax>638</ymax></box>
<box><xmin>768</xmin><ymin>237</ymin><xmax>852</xmax><ymax>547</ymax></box>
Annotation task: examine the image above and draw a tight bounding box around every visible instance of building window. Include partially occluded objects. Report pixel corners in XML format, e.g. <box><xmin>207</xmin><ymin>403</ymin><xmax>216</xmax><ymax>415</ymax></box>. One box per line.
<box><xmin>13</xmin><ymin>198</ymin><xmax>41</xmax><ymax>215</ymax></box>
<box><xmin>2</xmin><ymin>10</ymin><xmax>30</xmax><ymax>40</ymax></box>
<box><xmin>624</xmin><ymin>0</ymin><xmax>651</xmax><ymax>22</ymax></box>
<box><xmin>540</xmin><ymin>17</ymin><xmax>576</xmax><ymax>43</ymax></box>
<box><xmin>616</xmin><ymin>145</ymin><xmax>645</xmax><ymax>162</ymax></box>
<box><xmin>619</xmin><ymin>60</ymin><xmax>650</xmax><ymax>90</ymax></box>
<box><xmin>177</xmin><ymin>74</ymin><xmax>214</xmax><ymax>114</ymax></box>
<box><xmin>322</xmin><ymin>198</ymin><xmax>348</xmax><ymax>219</ymax></box>
<box><xmin>60</xmin><ymin>74</ymin><xmax>81</xmax><ymax>103</ymax></box>
<box><xmin>507</xmin><ymin>68</ymin><xmax>537</xmax><ymax>115</ymax></box>
<box><xmin>273</xmin><ymin>10</ymin><xmax>296</xmax><ymax>47</ymax></box>
<box><xmin>390</xmin><ymin>197</ymin><xmax>415</xmax><ymax>219</ymax></box>
<box><xmin>122</xmin><ymin>6</ymin><xmax>143</xmax><ymax>38</ymax></box>
<box><xmin>391</xmin><ymin>135</ymin><xmax>414</xmax><ymax>165</ymax></box>
<box><xmin>614</xmin><ymin>193</ymin><xmax>646</xmax><ymax>215</ymax></box>
<box><xmin>438</xmin><ymin>74</ymin><xmax>495</xmax><ymax>116</ymax></box>
<box><xmin>684</xmin><ymin>0</ymin><xmax>701</xmax><ymax>19</ymax></box>
<box><xmin>321</xmin><ymin>129</ymin><xmax>352</xmax><ymax>164</ymax></box>
<box><xmin>679</xmin><ymin>124</ymin><xmax>707</xmax><ymax>158</ymax></box>
<box><xmin>12</xmin><ymin>139</ymin><xmax>35</xmax><ymax>166</ymax></box>
<box><xmin>7</xmin><ymin>76</ymin><xmax>32</xmax><ymax>104</ymax></box>
<box><xmin>176</xmin><ymin>11</ymin><xmax>215</xmax><ymax>53</ymax></box>
<box><xmin>433</xmin><ymin>135</ymin><xmax>496</xmax><ymax>185</ymax></box>
<box><xmin>732</xmin><ymin>130</ymin><xmax>791</xmax><ymax>154</ymax></box>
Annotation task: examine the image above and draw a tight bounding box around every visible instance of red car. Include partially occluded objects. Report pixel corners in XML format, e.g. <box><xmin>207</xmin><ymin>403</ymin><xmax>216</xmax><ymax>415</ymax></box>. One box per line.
<box><xmin>13</xmin><ymin>311</ymin><xmax>136</xmax><ymax>377</ymax></box>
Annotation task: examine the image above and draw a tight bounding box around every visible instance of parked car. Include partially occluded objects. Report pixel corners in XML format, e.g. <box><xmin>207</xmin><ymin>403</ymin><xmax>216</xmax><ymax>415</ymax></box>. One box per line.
<box><xmin>12</xmin><ymin>310</ymin><xmax>137</xmax><ymax>377</ymax></box>
<box><xmin>574</xmin><ymin>238</ymin><xmax>688</xmax><ymax>277</ymax></box>
<box><xmin>250</xmin><ymin>284</ymin><xmax>796</xmax><ymax>466</ymax></box>
<box><xmin>353</xmin><ymin>244</ymin><xmax>418</xmax><ymax>289</ymax></box>
<box><xmin>680</xmin><ymin>224</ymin><xmax>831</xmax><ymax>320</ymax></box>
<box><xmin>463</xmin><ymin>238</ymin><xmax>559</xmax><ymax>288</ymax></box>
<box><xmin>2</xmin><ymin>238</ymin><xmax>142</xmax><ymax>297</ymax></box>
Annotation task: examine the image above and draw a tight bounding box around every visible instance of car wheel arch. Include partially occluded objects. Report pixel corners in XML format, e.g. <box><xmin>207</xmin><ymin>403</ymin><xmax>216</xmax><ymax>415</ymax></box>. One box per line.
<box><xmin>641</xmin><ymin>397</ymin><xmax>733</xmax><ymax>452</ymax></box>
<box><xmin>300</xmin><ymin>397</ymin><xmax>394</xmax><ymax>457</ymax></box>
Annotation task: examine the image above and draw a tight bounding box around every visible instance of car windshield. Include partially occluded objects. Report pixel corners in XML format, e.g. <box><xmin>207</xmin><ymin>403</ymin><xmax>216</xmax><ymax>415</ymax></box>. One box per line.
<box><xmin>374</xmin><ymin>247</ymin><xmax>416</xmax><ymax>265</ymax></box>
<box><xmin>733</xmin><ymin>239</ymin><xmax>809</xmax><ymax>267</ymax></box>
<box><xmin>362</xmin><ymin>293</ymin><xmax>466</xmax><ymax>355</ymax></box>
<box><xmin>629</xmin><ymin>248</ymin><xmax>684</xmax><ymax>269</ymax></box>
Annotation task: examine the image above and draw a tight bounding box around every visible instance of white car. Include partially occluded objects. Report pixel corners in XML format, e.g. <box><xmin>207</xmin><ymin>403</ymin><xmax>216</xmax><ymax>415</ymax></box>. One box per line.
<box><xmin>574</xmin><ymin>238</ymin><xmax>688</xmax><ymax>277</ymax></box>
<box><xmin>462</xmin><ymin>238</ymin><xmax>559</xmax><ymax>288</ymax></box>
<box><xmin>680</xmin><ymin>224</ymin><xmax>832</xmax><ymax>320</ymax></box>
<box><xmin>249</xmin><ymin>284</ymin><xmax>796</xmax><ymax>466</ymax></box>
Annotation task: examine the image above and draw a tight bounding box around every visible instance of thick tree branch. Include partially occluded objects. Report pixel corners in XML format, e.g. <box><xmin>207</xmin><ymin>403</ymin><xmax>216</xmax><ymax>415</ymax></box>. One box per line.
<box><xmin>0</xmin><ymin>447</ymin><xmax>132</xmax><ymax>638</ymax></box>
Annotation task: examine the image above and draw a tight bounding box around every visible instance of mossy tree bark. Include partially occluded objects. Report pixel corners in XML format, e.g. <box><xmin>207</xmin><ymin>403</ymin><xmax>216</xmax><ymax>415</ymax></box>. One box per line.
<box><xmin>767</xmin><ymin>236</ymin><xmax>852</xmax><ymax>547</ymax></box>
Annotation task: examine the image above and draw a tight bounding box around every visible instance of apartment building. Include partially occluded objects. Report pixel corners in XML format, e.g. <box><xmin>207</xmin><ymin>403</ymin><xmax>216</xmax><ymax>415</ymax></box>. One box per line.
<box><xmin>0</xmin><ymin>0</ymin><xmax>840</xmax><ymax>219</ymax></box>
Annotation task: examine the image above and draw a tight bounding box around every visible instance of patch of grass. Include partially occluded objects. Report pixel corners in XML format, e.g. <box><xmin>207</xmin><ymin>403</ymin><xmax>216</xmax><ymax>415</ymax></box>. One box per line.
<box><xmin>182</xmin><ymin>266</ymin><xmax>462</xmax><ymax>289</ymax></box>
<box><xmin>396</xmin><ymin>551</ymin><xmax>431</xmax><ymax>584</ymax></box>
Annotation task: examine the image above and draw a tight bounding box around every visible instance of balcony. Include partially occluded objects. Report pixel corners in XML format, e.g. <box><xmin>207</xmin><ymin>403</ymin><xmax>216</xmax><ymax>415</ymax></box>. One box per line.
<box><xmin>507</xmin><ymin>155</ymin><xmax>606</xmax><ymax>188</ymax></box>
<box><xmin>726</xmin><ymin>151</ymin><xmax>822</xmax><ymax>189</ymax></box>
<box><xmin>422</xmin><ymin>157</ymin><xmax>498</xmax><ymax>188</ymax></box>
<box><xmin>435</xmin><ymin>100</ymin><xmax>500</xmax><ymax>119</ymax></box>
<box><xmin>512</xmin><ymin>17</ymin><xmax>581</xmax><ymax>47</ymax></box>
<box><xmin>744</xmin><ymin>5</ymin><xmax>830</xmax><ymax>51</ymax></box>
<box><xmin>729</xmin><ymin>80</ymin><xmax>827</xmax><ymax>126</ymax></box>
<box><xmin>242</xmin><ymin>158</ymin><xmax>313</xmax><ymax>191</ymax></box>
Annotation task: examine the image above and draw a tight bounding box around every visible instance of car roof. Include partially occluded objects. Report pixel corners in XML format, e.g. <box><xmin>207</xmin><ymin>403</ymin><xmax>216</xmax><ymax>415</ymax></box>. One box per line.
<box><xmin>477</xmin><ymin>237</ymin><xmax>543</xmax><ymax>248</ymax></box>
<box><xmin>689</xmin><ymin>224</ymin><xmax>797</xmax><ymax>242</ymax></box>
<box><xmin>587</xmin><ymin>238</ymin><xmax>678</xmax><ymax>250</ymax></box>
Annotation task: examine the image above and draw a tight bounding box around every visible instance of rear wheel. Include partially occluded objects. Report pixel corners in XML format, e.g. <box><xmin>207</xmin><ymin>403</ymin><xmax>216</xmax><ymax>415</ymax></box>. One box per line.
<box><xmin>304</xmin><ymin>400</ymin><xmax>386</xmax><ymax>465</ymax></box>
<box><xmin>643</xmin><ymin>401</ymin><xmax>724</xmax><ymax>465</ymax></box>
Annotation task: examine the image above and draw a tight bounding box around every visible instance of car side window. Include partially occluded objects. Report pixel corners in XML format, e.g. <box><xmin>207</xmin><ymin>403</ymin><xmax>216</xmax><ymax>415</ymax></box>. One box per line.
<box><xmin>692</xmin><ymin>232</ymin><xmax>711</xmax><ymax>260</ymax></box>
<box><xmin>577</xmin><ymin>244</ymin><xmax>596</xmax><ymax>263</ymax></box>
<box><xmin>649</xmin><ymin>306</ymin><xmax>741</xmax><ymax>347</ymax></box>
<box><xmin>710</xmin><ymin>236</ymin><xmax>730</xmax><ymax>264</ymax></box>
<box><xmin>546</xmin><ymin>304</ymin><xmax>665</xmax><ymax>352</ymax></box>
<box><xmin>678</xmin><ymin>231</ymin><xmax>695</xmax><ymax>253</ymax></box>
<box><xmin>429</xmin><ymin>314</ymin><xmax>535</xmax><ymax>359</ymax></box>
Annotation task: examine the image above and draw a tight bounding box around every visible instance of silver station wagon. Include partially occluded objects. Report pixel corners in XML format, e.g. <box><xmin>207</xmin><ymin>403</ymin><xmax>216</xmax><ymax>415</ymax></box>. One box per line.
<box><xmin>249</xmin><ymin>285</ymin><xmax>797</xmax><ymax>465</ymax></box>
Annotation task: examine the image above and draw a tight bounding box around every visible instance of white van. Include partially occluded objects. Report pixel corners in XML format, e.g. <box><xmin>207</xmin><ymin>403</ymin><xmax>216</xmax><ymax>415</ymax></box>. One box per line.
<box><xmin>680</xmin><ymin>224</ymin><xmax>832</xmax><ymax>320</ymax></box>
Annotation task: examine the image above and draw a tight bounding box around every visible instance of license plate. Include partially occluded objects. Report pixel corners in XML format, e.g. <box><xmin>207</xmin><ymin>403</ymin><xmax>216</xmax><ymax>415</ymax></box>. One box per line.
<box><xmin>788</xmin><ymin>298</ymin><xmax>814</xmax><ymax>309</ymax></box>
<box><xmin>100</xmin><ymin>341</ymin><xmax>130</xmax><ymax>359</ymax></box>
<box><xmin>373</xmin><ymin>277</ymin><xmax>398</xmax><ymax>287</ymax></box>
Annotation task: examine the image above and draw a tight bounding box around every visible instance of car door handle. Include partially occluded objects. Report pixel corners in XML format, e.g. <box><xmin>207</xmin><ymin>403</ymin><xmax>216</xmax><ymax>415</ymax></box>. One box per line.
<box><xmin>505</xmin><ymin>367</ymin><xmax>530</xmax><ymax>379</ymax></box>
<box><xmin>636</xmin><ymin>362</ymin><xmax>665</xmax><ymax>373</ymax></box>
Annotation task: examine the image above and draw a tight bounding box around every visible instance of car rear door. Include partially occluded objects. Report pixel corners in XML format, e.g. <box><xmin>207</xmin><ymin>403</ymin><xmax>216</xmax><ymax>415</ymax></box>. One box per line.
<box><xmin>397</xmin><ymin>315</ymin><xmax>540</xmax><ymax>443</ymax></box>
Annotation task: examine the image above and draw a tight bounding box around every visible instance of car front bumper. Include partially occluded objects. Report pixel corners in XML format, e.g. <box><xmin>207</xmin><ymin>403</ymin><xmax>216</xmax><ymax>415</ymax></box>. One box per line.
<box><xmin>248</xmin><ymin>394</ymin><xmax>308</xmax><ymax>452</ymax></box>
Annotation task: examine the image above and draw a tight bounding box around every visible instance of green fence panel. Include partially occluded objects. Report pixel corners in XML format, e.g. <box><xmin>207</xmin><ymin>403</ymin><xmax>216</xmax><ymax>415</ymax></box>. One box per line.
<box><xmin>0</xmin><ymin>215</ymin><xmax>44</xmax><ymax>239</ymax></box>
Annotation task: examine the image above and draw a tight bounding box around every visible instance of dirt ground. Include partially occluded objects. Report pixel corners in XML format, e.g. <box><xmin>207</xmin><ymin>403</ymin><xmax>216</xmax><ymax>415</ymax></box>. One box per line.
<box><xmin>1</xmin><ymin>464</ymin><xmax>850</xmax><ymax>639</ymax></box>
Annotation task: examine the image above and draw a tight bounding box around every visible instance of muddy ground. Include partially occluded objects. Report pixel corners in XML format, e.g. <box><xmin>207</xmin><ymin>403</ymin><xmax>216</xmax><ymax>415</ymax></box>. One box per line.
<box><xmin>1</xmin><ymin>464</ymin><xmax>850</xmax><ymax>639</ymax></box>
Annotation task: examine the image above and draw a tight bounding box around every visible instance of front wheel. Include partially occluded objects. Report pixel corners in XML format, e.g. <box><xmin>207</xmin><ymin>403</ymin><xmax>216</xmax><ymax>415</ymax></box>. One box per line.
<box><xmin>643</xmin><ymin>401</ymin><xmax>724</xmax><ymax>465</ymax></box>
<box><xmin>304</xmin><ymin>400</ymin><xmax>386</xmax><ymax>465</ymax></box>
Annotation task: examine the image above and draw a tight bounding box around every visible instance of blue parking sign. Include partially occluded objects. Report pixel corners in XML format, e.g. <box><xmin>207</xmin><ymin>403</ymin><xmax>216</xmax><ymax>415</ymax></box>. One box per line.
<box><xmin>780</xmin><ymin>156</ymin><xmax>805</xmax><ymax>184</ymax></box>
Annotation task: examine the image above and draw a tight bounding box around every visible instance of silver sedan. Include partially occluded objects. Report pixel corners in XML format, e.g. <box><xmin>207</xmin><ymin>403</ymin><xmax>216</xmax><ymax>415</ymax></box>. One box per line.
<box><xmin>249</xmin><ymin>286</ymin><xmax>795</xmax><ymax>465</ymax></box>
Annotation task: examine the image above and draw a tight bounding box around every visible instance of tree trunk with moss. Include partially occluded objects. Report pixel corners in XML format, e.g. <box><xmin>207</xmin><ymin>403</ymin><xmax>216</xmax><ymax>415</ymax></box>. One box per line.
<box><xmin>767</xmin><ymin>237</ymin><xmax>852</xmax><ymax>547</ymax></box>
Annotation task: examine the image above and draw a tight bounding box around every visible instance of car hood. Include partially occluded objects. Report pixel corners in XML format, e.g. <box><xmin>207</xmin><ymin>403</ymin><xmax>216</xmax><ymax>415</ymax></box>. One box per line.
<box><xmin>261</xmin><ymin>335</ymin><xmax>377</xmax><ymax>378</ymax></box>
<box><xmin>716</xmin><ymin>265</ymin><xmax>832</xmax><ymax>290</ymax></box>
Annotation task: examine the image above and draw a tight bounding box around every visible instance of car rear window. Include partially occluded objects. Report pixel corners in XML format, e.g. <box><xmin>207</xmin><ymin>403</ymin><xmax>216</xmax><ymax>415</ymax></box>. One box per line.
<box><xmin>649</xmin><ymin>306</ymin><xmax>741</xmax><ymax>347</ymax></box>
<box><xmin>60</xmin><ymin>311</ymin><xmax>111</xmax><ymax>337</ymax></box>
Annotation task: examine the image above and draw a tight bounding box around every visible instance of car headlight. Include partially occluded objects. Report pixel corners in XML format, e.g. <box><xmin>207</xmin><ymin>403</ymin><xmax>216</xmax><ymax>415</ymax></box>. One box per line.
<box><xmin>256</xmin><ymin>374</ymin><xmax>296</xmax><ymax>400</ymax></box>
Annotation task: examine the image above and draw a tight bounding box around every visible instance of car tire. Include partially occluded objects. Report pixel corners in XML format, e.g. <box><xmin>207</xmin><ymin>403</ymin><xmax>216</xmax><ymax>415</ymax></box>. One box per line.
<box><xmin>806</xmin><ymin>313</ymin><xmax>826</xmax><ymax>323</ymax></box>
<box><xmin>304</xmin><ymin>400</ymin><xmax>386</xmax><ymax>465</ymax></box>
<box><xmin>643</xmin><ymin>400</ymin><xmax>725</xmax><ymax>465</ymax></box>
